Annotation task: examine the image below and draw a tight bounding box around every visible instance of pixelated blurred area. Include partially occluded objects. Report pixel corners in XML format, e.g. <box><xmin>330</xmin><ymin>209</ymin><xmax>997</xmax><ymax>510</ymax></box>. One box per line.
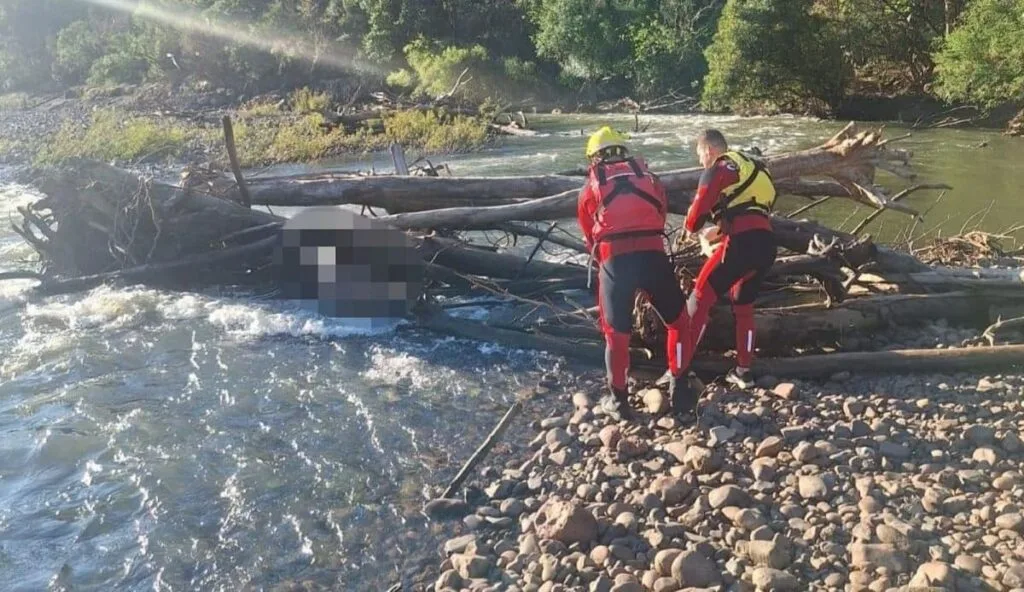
<box><xmin>274</xmin><ymin>208</ymin><xmax>425</xmax><ymax>319</ymax></box>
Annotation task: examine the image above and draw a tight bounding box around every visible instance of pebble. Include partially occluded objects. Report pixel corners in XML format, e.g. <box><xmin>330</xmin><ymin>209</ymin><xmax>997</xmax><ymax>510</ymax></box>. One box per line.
<box><xmin>772</xmin><ymin>383</ymin><xmax>798</xmax><ymax>400</ymax></box>
<box><xmin>756</xmin><ymin>436</ymin><xmax>784</xmax><ymax>458</ymax></box>
<box><xmin>709</xmin><ymin>426</ymin><xmax>736</xmax><ymax>447</ymax></box>
<box><xmin>752</xmin><ymin>567</ymin><xmax>800</xmax><ymax>591</ymax></box>
<box><xmin>709</xmin><ymin>485</ymin><xmax>750</xmax><ymax>509</ymax></box>
<box><xmin>955</xmin><ymin>554</ymin><xmax>984</xmax><ymax>575</ymax></box>
<box><xmin>419</xmin><ymin>370</ymin><xmax>1024</xmax><ymax>592</ymax></box>
<box><xmin>798</xmin><ymin>475</ymin><xmax>829</xmax><ymax>501</ymax></box>
<box><xmin>671</xmin><ymin>549</ymin><xmax>721</xmax><ymax>588</ymax></box>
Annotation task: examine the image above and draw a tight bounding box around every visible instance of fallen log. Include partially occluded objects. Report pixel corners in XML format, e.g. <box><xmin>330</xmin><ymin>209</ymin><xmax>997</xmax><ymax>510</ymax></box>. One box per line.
<box><xmin>237</xmin><ymin>123</ymin><xmax>923</xmax><ymax>219</ymax></box>
<box><xmin>417</xmin><ymin>307</ymin><xmax>1024</xmax><ymax>378</ymax></box>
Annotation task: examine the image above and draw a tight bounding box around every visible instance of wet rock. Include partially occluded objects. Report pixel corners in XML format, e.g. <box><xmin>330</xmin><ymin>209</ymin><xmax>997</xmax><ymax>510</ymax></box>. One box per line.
<box><xmin>534</xmin><ymin>499</ymin><xmax>598</xmax><ymax>545</ymax></box>
<box><xmin>709</xmin><ymin>485</ymin><xmax>750</xmax><ymax>509</ymax></box>
<box><xmin>541</xmin><ymin>416</ymin><xmax>570</xmax><ymax>430</ymax></box>
<box><xmin>751</xmin><ymin>567</ymin><xmax>799</xmax><ymax>591</ymax></box>
<box><xmin>444</xmin><ymin>534</ymin><xmax>478</xmax><ymax>555</ymax></box>
<box><xmin>425</xmin><ymin>498</ymin><xmax>471</xmax><ymax>520</ymax></box>
<box><xmin>755</xmin><ymin>436</ymin><xmax>784</xmax><ymax>458</ymax></box>
<box><xmin>798</xmin><ymin>475</ymin><xmax>829</xmax><ymax>501</ymax></box>
<box><xmin>451</xmin><ymin>553</ymin><xmax>493</xmax><ymax>579</ymax></box>
<box><xmin>671</xmin><ymin>549</ymin><xmax>721</xmax><ymax>588</ymax></box>
<box><xmin>435</xmin><ymin>569</ymin><xmax>464</xmax><ymax>590</ymax></box>
<box><xmin>909</xmin><ymin>561</ymin><xmax>955</xmax><ymax>589</ymax></box>
<box><xmin>547</xmin><ymin>428</ymin><xmax>572</xmax><ymax>448</ymax></box>
<box><xmin>652</xmin><ymin>577</ymin><xmax>677</xmax><ymax>592</ymax></box>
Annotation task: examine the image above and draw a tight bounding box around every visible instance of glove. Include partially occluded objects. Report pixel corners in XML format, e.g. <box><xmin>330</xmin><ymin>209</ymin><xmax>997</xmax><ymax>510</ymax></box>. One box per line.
<box><xmin>697</xmin><ymin>225</ymin><xmax>721</xmax><ymax>258</ymax></box>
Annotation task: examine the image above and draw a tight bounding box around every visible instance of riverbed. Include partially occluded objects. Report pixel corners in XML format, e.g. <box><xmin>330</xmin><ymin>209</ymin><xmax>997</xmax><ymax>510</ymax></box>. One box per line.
<box><xmin>0</xmin><ymin>114</ymin><xmax>1021</xmax><ymax>591</ymax></box>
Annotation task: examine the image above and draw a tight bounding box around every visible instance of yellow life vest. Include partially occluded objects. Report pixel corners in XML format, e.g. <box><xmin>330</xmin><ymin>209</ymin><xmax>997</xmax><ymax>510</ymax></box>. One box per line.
<box><xmin>710</xmin><ymin>150</ymin><xmax>776</xmax><ymax>222</ymax></box>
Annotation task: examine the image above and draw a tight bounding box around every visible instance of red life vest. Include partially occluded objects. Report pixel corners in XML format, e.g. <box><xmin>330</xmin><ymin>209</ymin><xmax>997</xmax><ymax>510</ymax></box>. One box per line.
<box><xmin>586</xmin><ymin>156</ymin><xmax>667</xmax><ymax>245</ymax></box>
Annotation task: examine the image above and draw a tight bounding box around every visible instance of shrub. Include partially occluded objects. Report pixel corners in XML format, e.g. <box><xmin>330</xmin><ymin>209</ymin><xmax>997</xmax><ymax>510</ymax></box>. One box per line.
<box><xmin>382</xmin><ymin>109</ymin><xmax>489</xmax><ymax>154</ymax></box>
<box><xmin>36</xmin><ymin>109</ymin><xmax>192</xmax><ymax>164</ymax></box>
<box><xmin>404</xmin><ymin>38</ymin><xmax>492</xmax><ymax>100</ymax></box>
<box><xmin>0</xmin><ymin>92</ymin><xmax>29</xmax><ymax>111</ymax></box>
<box><xmin>701</xmin><ymin>0</ymin><xmax>849</xmax><ymax>114</ymax></box>
<box><xmin>933</xmin><ymin>0</ymin><xmax>1024</xmax><ymax>108</ymax></box>
<box><xmin>290</xmin><ymin>87</ymin><xmax>331</xmax><ymax>114</ymax></box>
<box><xmin>52</xmin><ymin>21</ymin><xmax>105</xmax><ymax>85</ymax></box>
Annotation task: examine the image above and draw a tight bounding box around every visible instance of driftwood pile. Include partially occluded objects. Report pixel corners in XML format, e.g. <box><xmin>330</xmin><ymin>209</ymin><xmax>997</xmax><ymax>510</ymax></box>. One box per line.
<box><xmin>5</xmin><ymin>123</ymin><xmax>1024</xmax><ymax>378</ymax></box>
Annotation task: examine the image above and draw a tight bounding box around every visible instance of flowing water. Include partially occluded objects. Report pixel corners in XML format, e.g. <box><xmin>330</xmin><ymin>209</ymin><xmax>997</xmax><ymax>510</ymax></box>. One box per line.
<box><xmin>0</xmin><ymin>114</ymin><xmax>1022</xmax><ymax>592</ymax></box>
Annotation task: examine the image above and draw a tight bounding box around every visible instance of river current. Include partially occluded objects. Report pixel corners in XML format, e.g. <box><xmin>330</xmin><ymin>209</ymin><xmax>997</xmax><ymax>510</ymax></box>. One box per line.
<box><xmin>1</xmin><ymin>114</ymin><xmax>1021</xmax><ymax>591</ymax></box>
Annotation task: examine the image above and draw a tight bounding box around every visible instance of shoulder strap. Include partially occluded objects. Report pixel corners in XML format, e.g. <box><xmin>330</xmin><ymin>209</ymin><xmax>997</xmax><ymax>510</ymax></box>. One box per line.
<box><xmin>627</xmin><ymin>157</ymin><xmax>644</xmax><ymax>178</ymax></box>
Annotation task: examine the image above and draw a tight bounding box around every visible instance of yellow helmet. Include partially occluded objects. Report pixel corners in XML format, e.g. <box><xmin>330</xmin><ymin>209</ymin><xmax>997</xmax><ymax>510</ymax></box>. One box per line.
<box><xmin>586</xmin><ymin>126</ymin><xmax>629</xmax><ymax>158</ymax></box>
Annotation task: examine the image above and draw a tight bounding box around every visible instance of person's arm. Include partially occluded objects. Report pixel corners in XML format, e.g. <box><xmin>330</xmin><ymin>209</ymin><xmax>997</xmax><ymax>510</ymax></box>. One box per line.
<box><xmin>577</xmin><ymin>183</ymin><xmax>597</xmax><ymax>251</ymax></box>
<box><xmin>684</xmin><ymin>160</ymin><xmax>740</xmax><ymax>233</ymax></box>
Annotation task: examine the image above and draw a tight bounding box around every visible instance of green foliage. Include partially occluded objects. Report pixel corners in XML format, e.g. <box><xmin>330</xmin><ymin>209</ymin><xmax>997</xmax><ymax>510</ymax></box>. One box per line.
<box><xmin>36</xmin><ymin>109</ymin><xmax>193</xmax><ymax>164</ymax></box>
<box><xmin>382</xmin><ymin>109</ymin><xmax>489</xmax><ymax>153</ymax></box>
<box><xmin>934</xmin><ymin>0</ymin><xmax>1024</xmax><ymax>107</ymax></box>
<box><xmin>528</xmin><ymin>0</ymin><xmax>629</xmax><ymax>84</ymax></box>
<box><xmin>403</xmin><ymin>38</ymin><xmax>491</xmax><ymax>99</ymax></box>
<box><xmin>702</xmin><ymin>0</ymin><xmax>849</xmax><ymax>114</ymax></box>
<box><xmin>818</xmin><ymin>0</ymin><xmax>952</xmax><ymax>94</ymax></box>
<box><xmin>290</xmin><ymin>87</ymin><xmax>332</xmax><ymax>114</ymax></box>
<box><xmin>1</xmin><ymin>0</ymin><xmax>1019</xmax><ymax>119</ymax></box>
<box><xmin>386</xmin><ymin>68</ymin><xmax>417</xmax><ymax>90</ymax></box>
<box><xmin>52</xmin><ymin>21</ymin><xmax>104</xmax><ymax>85</ymax></box>
<box><xmin>0</xmin><ymin>92</ymin><xmax>30</xmax><ymax>111</ymax></box>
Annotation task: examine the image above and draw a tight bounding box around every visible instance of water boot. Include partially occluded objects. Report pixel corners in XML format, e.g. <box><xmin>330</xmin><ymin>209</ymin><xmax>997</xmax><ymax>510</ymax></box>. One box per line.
<box><xmin>725</xmin><ymin>367</ymin><xmax>754</xmax><ymax>390</ymax></box>
<box><xmin>669</xmin><ymin>372</ymin><xmax>699</xmax><ymax>417</ymax></box>
<box><xmin>611</xmin><ymin>387</ymin><xmax>636</xmax><ymax>421</ymax></box>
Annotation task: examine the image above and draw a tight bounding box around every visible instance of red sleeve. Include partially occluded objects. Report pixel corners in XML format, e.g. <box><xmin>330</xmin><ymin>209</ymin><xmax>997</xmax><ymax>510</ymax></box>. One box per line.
<box><xmin>577</xmin><ymin>181</ymin><xmax>597</xmax><ymax>250</ymax></box>
<box><xmin>684</xmin><ymin>160</ymin><xmax>740</xmax><ymax>233</ymax></box>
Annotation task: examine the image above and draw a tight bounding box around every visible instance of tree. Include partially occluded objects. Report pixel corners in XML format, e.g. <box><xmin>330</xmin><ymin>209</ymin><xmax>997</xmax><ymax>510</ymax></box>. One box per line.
<box><xmin>933</xmin><ymin>0</ymin><xmax>1024</xmax><ymax>108</ymax></box>
<box><xmin>816</xmin><ymin>0</ymin><xmax>948</xmax><ymax>94</ymax></box>
<box><xmin>701</xmin><ymin>0</ymin><xmax>850</xmax><ymax>114</ymax></box>
<box><xmin>526</xmin><ymin>0</ymin><xmax>631</xmax><ymax>85</ymax></box>
<box><xmin>626</xmin><ymin>0</ymin><xmax>723</xmax><ymax>98</ymax></box>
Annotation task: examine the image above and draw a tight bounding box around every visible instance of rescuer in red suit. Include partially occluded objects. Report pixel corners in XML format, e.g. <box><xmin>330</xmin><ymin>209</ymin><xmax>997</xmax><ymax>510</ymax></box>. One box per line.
<box><xmin>678</xmin><ymin>129</ymin><xmax>779</xmax><ymax>389</ymax></box>
<box><xmin>576</xmin><ymin>127</ymin><xmax>696</xmax><ymax>419</ymax></box>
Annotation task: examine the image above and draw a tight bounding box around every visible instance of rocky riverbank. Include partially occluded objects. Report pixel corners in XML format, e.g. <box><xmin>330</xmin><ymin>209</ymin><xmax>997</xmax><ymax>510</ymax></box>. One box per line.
<box><xmin>416</xmin><ymin>354</ymin><xmax>1024</xmax><ymax>592</ymax></box>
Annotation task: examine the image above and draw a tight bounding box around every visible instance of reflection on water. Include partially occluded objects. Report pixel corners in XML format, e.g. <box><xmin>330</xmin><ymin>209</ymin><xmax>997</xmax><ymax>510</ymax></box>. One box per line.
<box><xmin>0</xmin><ymin>114</ymin><xmax>1021</xmax><ymax>591</ymax></box>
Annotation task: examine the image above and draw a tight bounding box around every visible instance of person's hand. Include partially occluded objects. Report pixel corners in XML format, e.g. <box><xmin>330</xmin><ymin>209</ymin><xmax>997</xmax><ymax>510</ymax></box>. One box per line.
<box><xmin>698</xmin><ymin>225</ymin><xmax>721</xmax><ymax>258</ymax></box>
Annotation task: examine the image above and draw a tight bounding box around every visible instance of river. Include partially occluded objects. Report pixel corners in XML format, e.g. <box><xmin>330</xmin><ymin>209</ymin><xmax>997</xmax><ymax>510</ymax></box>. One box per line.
<box><xmin>0</xmin><ymin>114</ymin><xmax>1021</xmax><ymax>592</ymax></box>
